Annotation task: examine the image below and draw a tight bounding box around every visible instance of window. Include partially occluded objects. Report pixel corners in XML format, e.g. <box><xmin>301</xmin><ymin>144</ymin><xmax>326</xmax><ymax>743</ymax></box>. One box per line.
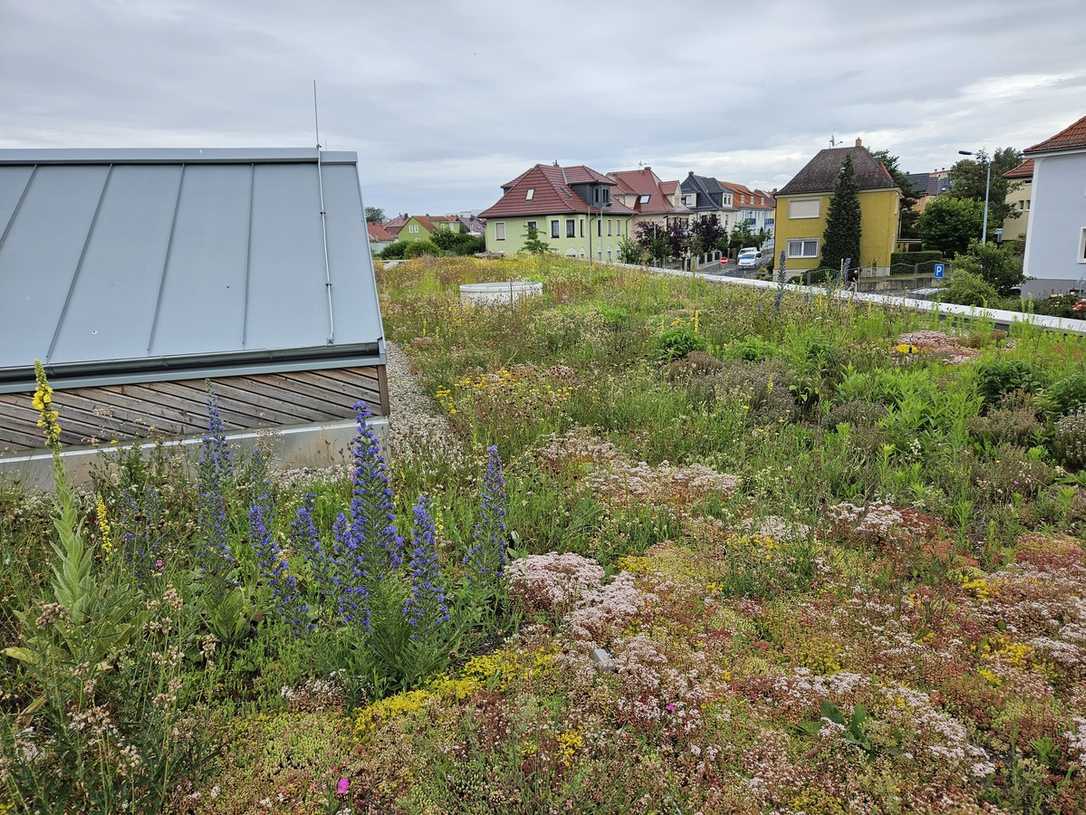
<box><xmin>551</xmin><ymin>219</ymin><xmax>560</xmax><ymax>238</ymax></box>
<box><xmin>683</xmin><ymin>194</ymin><xmax>695</xmax><ymax>206</ymax></box>
<box><xmin>525</xmin><ymin>188</ymin><xmax>534</xmax><ymax>200</ymax></box>
<box><xmin>788</xmin><ymin>199</ymin><xmax>821</xmax><ymax>219</ymax></box>
<box><xmin>597</xmin><ymin>218</ymin><xmax>602</xmax><ymax>237</ymax></box>
<box><xmin>495</xmin><ymin>222</ymin><xmax>506</xmax><ymax>240</ymax></box>
<box><xmin>787</xmin><ymin>238</ymin><xmax>818</xmax><ymax>258</ymax></box>
<box><xmin>608</xmin><ymin>219</ymin><xmax>613</xmax><ymax>236</ymax></box>
<box><xmin>579</xmin><ymin>218</ymin><xmax>584</xmax><ymax>237</ymax></box>
<box><xmin>639</xmin><ymin>194</ymin><xmax>650</xmax><ymax>204</ymax></box>
<box><xmin>1080</xmin><ymin>227</ymin><xmax>1086</xmax><ymax>263</ymax></box>
<box><xmin>607</xmin><ymin>250</ymin><xmax>612</xmax><ymax>262</ymax></box>
<box><xmin>526</xmin><ymin>221</ymin><xmax>537</xmax><ymax>238</ymax></box>
<box><xmin>566</xmin><ymin>219</ymin><xmax>575</xmax><ymax>238</ymax></box>
<box><xmin>409</xmin><ymin>223</ymin><xmax>419</xmax><ymax>233</ymax></box>
<box><xmin>593</xmin><ymin>187</ymin><xmax>601</xmax><ymax>203</ymax></box>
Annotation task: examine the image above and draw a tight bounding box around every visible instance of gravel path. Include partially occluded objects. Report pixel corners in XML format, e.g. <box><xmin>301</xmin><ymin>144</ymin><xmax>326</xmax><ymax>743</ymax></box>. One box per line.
<box><xmin>385</xmin><ymin>341</ymin><xmax>463</xmax><ymax>462</ymax></box>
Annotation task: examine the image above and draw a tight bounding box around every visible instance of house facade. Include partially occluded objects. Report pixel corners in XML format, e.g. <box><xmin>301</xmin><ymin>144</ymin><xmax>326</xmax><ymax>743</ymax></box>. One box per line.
<box><xmin>607</xmin><ymin>167</ymin><xmax>691</xmax><ymax>235</ymax></box>
<box><xmin>679</xmin><ymin>172</ymin><xmax>737</xmax><ymax>232</ymax></box>
<box><xmin>479</xmin><ymin>163</ymin><xmax>634</xmax><ymax>262</ymax></box>
<box><xmin>721</xmin><ymin>182</ymin><xmax>775</xmax><ymax>238</ymax></box>
<box><xmin>1001</xmin><ymin>159</ymin><xmax>1034</xmax><ymax>244</ymax></box>
<box><xmin>773</xmin><ymin>140</ymin><xmax>900</xmax><ymax>274</ymax></box>
<box><xmin>1022</xmin><ymin>115</ymin><xmax>1086</xmax><ymax>281</ymax></box>
<box><xmin>367</xmin><ymin>221</ymin><xmax>395</xmax><ymax>254</ymax></box>
<box><xmin>396</xmin><ymin>214</ymin><xmax>465</xmax><ymax>243</ymax></box>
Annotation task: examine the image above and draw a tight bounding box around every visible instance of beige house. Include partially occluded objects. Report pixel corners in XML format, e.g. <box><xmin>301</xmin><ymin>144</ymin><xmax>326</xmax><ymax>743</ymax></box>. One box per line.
<box><xmin>1001</xmin><ymin>159</ymin><xmax>1034</xmax><ymax>243</ymax></box>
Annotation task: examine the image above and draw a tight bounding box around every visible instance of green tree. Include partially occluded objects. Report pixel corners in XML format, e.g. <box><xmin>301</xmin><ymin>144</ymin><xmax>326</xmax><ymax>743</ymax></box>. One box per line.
<box><xmin>729</xmin><ymin>221</ymin><xmax>758</xmax><ymax>252</ymax></box>
<box><xmin>917</xmin><ymin>196</ymin><xmax>985</xmax><ymax>256</ymax></box>
<box><xmin>522</xmin><ymin>224</ymin><xmax>553</xmax><ymax>255</ymax></box>
<box><xmin>365</xmin><ymin>207</ymin><xmax>385</xmax><ymax>223</ymax></box>
<box><xmin>821</xmin><ymin>154</ymin><xmax>862</xmax><ymax>272</ymax></box>
<box><xmin>948</xmin><ymin>147</ymin><xmax>1023</xmax><ymax>226</ymax></box>
<box><xmin>870</xmin><ymin>149</ymin><xmax>919</xmax><ymax>238</ymax></box>
<box><xmin>690</xmin><ymin>215</ymin><xmax>725</xmax><ymax>256</ymax></box>
<box><xmin>953</xmin><ymin>240</ymin><xmax>1024</xmax><ymax>295</ymax></box>
<box><xmin>636</xmin><ymin>222</ymin><xmax>671</xmax><ymax>264</ymax></box>
<box><xmin>617</xmin><ymin>235</ymin><xmax>643</xmax><ymax>264</ymax></box>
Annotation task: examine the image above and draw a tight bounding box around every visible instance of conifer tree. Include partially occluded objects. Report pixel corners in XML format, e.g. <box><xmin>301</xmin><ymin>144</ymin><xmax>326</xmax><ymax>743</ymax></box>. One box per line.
<box><xmin>821</xmin><ymin>154</ymin><xmax>862</xmax><ymax>274</ymax></box>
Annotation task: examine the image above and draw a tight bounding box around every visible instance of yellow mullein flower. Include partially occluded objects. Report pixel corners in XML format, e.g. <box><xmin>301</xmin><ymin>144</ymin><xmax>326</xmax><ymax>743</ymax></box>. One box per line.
<box><xmin>32</xmin><ymin>361</ymin><xmax>62</xmax><ymax>448</ymax></box>
<box><xmin>96</xmin><ymin>494</ymin><xmax>114</xmax><ymax>556</ymax></box>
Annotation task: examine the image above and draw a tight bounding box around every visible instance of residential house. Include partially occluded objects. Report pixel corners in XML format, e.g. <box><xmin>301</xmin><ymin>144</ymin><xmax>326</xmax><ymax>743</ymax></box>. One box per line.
<box><xmin>0</xmin><ymin>148</ymin><xmax>388</xmax><ymax>484</ymax></box>
<box><xmin>396</xmin><ymin>214</ymin><xmax>465</xmax><ymax>243</ymax></box>
<box><xmin>1022</xmin><ymin>114</ymin><xmax>1086</xmax><ymax>282</ymax></box>
<box><xmin>679</xmin><ymin>172</ymin><xmax>737</xmax><ymax>231</ymax></box>
<box><xmin>607</xmin><ymin>166</ymin><xmax>691</xmax><ymax>236</ymax></box>
<box><xmin>1001</xmin><ymin>159</ymin><xmax>1034</xmax><ymax>244</ymax></box>
<box><xmin>384</xmin><ymin>213</ymin><xmax>408</xmax><ymax>238</ymax></box>
<box><xmin>479</xmin><ymin>163</ymin><xmax>634</xmax><ymax>261</ymax></box>
<box><xmin>456</xmin><ymin>212</ymin><xmax>486</xmax><ymax>236</ymax></box>
<box><xmin>903</xmin><ymin>169</ymin><xmax>951</xmax><ymax>213</ymax></box>
<box><xmin>773</xmin><ymin>139</ymin><xmax>901</xmax><ymax>275</ymax></box>
<box><xmin>720</xmin><ymin>182</ymin><xmax>775</xmax><ymax>239</ymax></box>
<box><xmin>367</xmin><ymin>221</ymin><xmax>396</xmax><ymax>254</ymax></box>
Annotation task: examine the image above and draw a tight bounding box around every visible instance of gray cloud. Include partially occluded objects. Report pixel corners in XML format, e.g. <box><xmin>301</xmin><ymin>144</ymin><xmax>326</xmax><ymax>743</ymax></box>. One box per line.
<box><xmin>2</xmin><ymin>0</ymin><xmax>1084</xmax><ymax>214</ymax></box>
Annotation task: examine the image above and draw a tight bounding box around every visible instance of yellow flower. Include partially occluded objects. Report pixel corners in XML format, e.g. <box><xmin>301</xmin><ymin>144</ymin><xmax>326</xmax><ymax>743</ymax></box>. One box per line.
<box><xmin>32</xmin><ymin>362</ymin><xmax>62</xmax><ymax>449</ymax></box>
<box><xmin>96</xmin><ymin>494</ymin><xmax>114</xmax><ymax>555</ymax></box>
<box><xmin>557</xmin><ymin>729</ymin><xmax>584</xmax><ymax>767</ymax></box>
<box><xmin>354</xmin><ymin>689</ymin><xmax>433</xmax><ymax>736</ymax></box>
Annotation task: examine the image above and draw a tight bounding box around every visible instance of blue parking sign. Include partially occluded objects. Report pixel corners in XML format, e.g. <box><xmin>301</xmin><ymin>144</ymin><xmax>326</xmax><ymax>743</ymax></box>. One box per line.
<box><xmin>933</xmin><ymin>262</ymin><xmax>945</xmax><ymax>279</ymax></box>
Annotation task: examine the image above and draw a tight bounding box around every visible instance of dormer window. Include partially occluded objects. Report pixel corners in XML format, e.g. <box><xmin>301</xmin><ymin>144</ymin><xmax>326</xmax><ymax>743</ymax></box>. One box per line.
<box><xmin>525</xmin><ymin>188</ymin><xmax>535</xmax><ymax>200</ymax></box>
<box><xmin>639</xmin><ymin>194</ymin><xmax>650</xmax><ymax>204</ymax></box>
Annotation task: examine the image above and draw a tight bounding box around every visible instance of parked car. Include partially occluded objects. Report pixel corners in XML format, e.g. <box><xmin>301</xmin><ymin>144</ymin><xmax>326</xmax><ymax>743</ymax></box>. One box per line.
<box><xmin>737</xmin><ymin>247</ymin><xmax>763</xmax><ymax>269</ymax></box>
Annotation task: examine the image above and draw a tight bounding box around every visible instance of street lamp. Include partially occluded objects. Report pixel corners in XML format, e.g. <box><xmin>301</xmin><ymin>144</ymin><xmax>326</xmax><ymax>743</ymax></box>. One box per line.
<box><xmin>958</xmin><ymin>150</ymin><xmax>992</xmax><ymax>244</ymax></box>
<box><xmin>587</xmin><ymin>201</ymin><xmax>611</xmax><ymax>264</ymax></box>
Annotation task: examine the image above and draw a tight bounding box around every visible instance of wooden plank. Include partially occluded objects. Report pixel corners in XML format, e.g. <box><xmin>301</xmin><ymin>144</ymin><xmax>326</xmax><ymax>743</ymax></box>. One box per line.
<box><xmin>109</xmin><ymin>382</ymin><xmax>258</xmax><ymax>430</ymax></box>
<box><xmin>225</xmin><ymin>376</ymin><xmax>343</xmax><ymax>423</ymax></box>
<box><xmin>377</xmin><ymin>365</ymin><xmax>390</xmax><ymax>415</ymax></box>
<box><xmin>0</xmin><ymin>398</ymin><xmax>121</xmax><ymax>442</ymax></box>
<box><xmin>32</xmin><ymin>390</ymin><xmax>187</xmax><ymax>440</ymax></box>
<box><xmin>260</xmin><ymin>371</ymin><xmax>364</xmax><ymax>409</ymax></box>
<box><xmin>191</xmin><ymin>379</ymin><xmax>321</xmax><ymax>425</ymax></box>
<box><xmin>279</xmin><ymin>370</ymin><xmax>382</xmax><ymax>405</ymax></box>
<box><xmin>0</xmin><ymin>425</ymin><xmax>45</xmax><ymax>450</ymax></box>
<box><xmin>137</xmin><ymin>381</ymin><xmax>270</xmax><ymax>429</ymax></box>
<box><xmin>77</xmin><ymin>387</ymin><xmax>218</xmax><ymax>434</ymax></box>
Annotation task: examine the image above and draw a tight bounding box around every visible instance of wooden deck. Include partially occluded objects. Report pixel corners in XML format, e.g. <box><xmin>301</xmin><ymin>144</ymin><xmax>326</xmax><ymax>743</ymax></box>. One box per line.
<box><xmin>0</xmin><ymin>365</ymin><xmax>388</xmax><ymax>455</ymax></box>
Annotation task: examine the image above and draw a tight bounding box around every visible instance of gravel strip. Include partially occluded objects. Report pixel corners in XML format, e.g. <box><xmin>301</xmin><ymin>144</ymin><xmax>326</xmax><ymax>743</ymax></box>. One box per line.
<box><xmin>386</xmin><ymin>341</ymin><xmax>464</xmax><ymax>463</ymax></box>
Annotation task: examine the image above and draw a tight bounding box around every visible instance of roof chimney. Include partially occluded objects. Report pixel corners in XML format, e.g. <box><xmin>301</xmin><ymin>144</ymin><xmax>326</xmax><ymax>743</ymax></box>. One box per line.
<box><xmin>855</xmin><ymin>137</ymin><xmax>863</xmax><ymax>147</ymax></box>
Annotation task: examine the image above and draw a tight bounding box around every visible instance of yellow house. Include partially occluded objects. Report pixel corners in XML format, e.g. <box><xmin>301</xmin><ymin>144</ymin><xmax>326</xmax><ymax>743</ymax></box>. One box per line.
<box><xmin>773</xmin><ymin>140</ymin><xmax>900</xmax><ymax>275</ymax></box>
<box><xmin>1001</xmin><ymin>159</ymin><xmax>1033</xmax><ymax>243</ymax></box>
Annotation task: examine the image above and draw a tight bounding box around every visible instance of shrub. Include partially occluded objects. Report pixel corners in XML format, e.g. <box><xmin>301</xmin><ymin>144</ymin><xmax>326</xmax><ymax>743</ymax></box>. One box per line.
<box><xmin>714</xmin><ymin>359</ymin><xmax>797</xmax><ymax>422</ymax></box>
<box><xmin>1044</xmin><ymin>370</ymin><xmax>1086</xmax><ymax>417</ymax></box>
<box><xmin>1031</xmin><ymin>293</ymin><xmax>1086</xmax><ymax>319</ymax></box>
<box><xmin>823</xmin><ymin>398</ymin><xmax>885</xmax><ymax>429</ymax></box>
<box><xmin>974</xmin><ymin>359</ymin><xmax>1048</xmax><ymax>407</ymax></box>
<box><xmin>891</xmin><ymin>250</ymin><xmax>943</xmax><ymax>266</ymax></box>
<box><xmin>953</xmin><ymin>241</ymin><xmax>1024</xmax><ymax>295</ymax></box>
<box><xmin>724</xmin><ymin>335</ymin><xmax>778</xmax><ymax>362</ymax></box>
<box><xmin>940</xmin><ymin>270</ymin><xmax>999</xmax><ymax>307</ymax></box>
<box><xmin>594</xmin><ymin>304</ymin><xmax>630</xmax><ymax>331</ymax></box>
<box><xmin>968</xmin><ymin>401</ymin><xmax>1041</xmax><ymax>447</ymax></box>
<box><xmin>379</xmin><ymin>240</ymin><xmax>407</xmax><ymax>259</ymax></box>
<box><xmin>430</xmin><ymin>229</ymin><xmax>484</xmax><ymax>256</ymax></box>
<box><xmin>404</xmin><ymin>240</ymin><xmax>441</xmax><ymax>259</ymax></box>
<box><xmin>1052</xmin><ymin>410</ymin><xmax>1086</xmax><ymax>470</ymax></box>
<box><xmin>968</xmin><ymin>445</ymin><xmax>1054</xmax><ymax>501</ymax></box>
<box><xmin>653</xmin><ymin>326</ymin><xmax>707</xmax><ymax>362</ymax></box>
<box><xmin>917</xmin><ymin>196</ymin><xmax>984</xmax><ymax>256</ymax></box>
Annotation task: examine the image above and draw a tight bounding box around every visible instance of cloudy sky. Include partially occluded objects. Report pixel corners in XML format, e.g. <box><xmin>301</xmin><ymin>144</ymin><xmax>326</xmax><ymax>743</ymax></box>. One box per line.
<box><xmin>2</xmin><ymin>0</ymin><xmax>1084</xmax><ymax>215</ymax></box>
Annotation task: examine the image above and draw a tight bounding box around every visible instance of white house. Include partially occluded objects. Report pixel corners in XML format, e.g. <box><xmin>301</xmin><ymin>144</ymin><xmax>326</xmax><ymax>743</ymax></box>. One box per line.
<box><xmin>1022</xmin><ymin>114</ymin><xmax>1086</xmax><ymax>282</ymax></box>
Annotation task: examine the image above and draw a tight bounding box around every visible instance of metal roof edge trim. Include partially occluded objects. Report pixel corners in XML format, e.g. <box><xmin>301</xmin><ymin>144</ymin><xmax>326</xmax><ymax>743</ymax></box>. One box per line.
<box><xmin>0</xmin><ymin>343</ymin><xmax>383</xmax><ymax>393</ymax></box>
<box><xmin>0</xmin><ymin>148</ymin><xmax>358</xmax><ymax>165</ymax></box>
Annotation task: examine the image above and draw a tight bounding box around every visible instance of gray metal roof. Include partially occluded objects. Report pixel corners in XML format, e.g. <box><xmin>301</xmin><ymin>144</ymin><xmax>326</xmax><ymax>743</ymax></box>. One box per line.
<box><xmin>0</xmin><ymin>149</ymin><xmax>383</xmax><ymax>387</ymax></box>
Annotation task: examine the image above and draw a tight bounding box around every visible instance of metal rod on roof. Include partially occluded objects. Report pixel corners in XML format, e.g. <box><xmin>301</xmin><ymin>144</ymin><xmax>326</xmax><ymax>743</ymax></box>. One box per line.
<box><xmin>313</xmin><ymin>79</ymin><xmax>335</xmax><ymax>344</ymax></box>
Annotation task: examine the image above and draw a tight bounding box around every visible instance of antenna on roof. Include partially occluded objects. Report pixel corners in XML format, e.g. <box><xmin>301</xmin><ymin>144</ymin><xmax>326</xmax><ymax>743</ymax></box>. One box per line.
<box><xmin>829</xmin><ymin>133</ymin><xmax>837</xmax><ymax>147</ymax></box>
<box><xmin>312</xmin><ymin>79</ymin><xmax>322</xmax><ymax>150</ymax></box>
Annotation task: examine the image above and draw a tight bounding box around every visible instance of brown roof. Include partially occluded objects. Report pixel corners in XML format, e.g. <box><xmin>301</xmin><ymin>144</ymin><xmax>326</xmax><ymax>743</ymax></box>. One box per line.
<box><xmin>1004</xmin><ymin>159</ymin><xmax>1035</xmax><ymax>180</ymax></box>
<box><xmin>367</xmin><ymin>222</ymin><xmax>395</xmax><ymax>242</ymax></box>
<box><xmin>719</xmin><ymin>181</ymin><xmax>774</xmax><ymax>209</ymax></box>
<box><xmin>607</xmin><ymin>167</ymin><xmax>691</xmax><ymax>215</ymax></box>
<box><xmin>481</xmin><ymin>164</ymin><xmax>633</xmax><ymax>218</ymax></box>
<box><xmin>777</xmin><ymin>145</ymin><xmax>897</xmax><ymax>196</ymax></box>
<box><xmin>1024</xmin><ymin>115</ymin><xmax>1086</xmax><ymax>156</ymax></box>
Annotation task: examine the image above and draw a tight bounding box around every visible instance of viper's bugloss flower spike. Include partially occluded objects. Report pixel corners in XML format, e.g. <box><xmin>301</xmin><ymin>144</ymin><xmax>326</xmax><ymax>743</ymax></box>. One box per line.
<box><xmin>465</xmin><ymin>445</ymin><xmax>509</xmax><ymax>582</ymax></box>
<box><xmin>403</xmin><ymin>494</ymin><xmax>448</xmax><ymax>636</ymax></box>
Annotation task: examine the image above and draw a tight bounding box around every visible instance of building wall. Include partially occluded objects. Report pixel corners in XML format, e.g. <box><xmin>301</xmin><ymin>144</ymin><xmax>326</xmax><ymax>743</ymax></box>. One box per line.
<box><xmin>1024</xmin><ymin>152</ymin><xmax>1086</xmax><ymax>280</ymax></box>
<box><xmin>1002</xmin><ymin>179</ymin><xmax>1032</xmax><ymax>243</ymax></box>
<box><xmin>398</xmin><ymin>218</ymin><xmax>433</xmax><ymax>242</ymax></box>
<box><xmin>773</xmin><ymin>188</ymin><xmax>900</xmax><ymax>272</ymax></box>
<box><xmin>484</xmin><ymin>214</ymin><xmax>632</xmax><ymax>260</ymax></box>
<box><xmin>0</xmin><ymin>365</ymin><xmax>388</xmax><ymax>455</ymax></box>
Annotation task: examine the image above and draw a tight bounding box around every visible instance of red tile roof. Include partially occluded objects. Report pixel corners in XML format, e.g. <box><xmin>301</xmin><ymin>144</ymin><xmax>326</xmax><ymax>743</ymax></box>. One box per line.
<box><xmin>367</xmin><ymin>222</ymin><xmax>395</xmax><ymax>242</ymax></box>
<box><xmin>481</xmin><ymin>164</ymin><xmax>633</xmax><ymax>218</ymax></box>
<box><xmin>719</xmin><ymin>181</ymin><xmax>775</xmax><ymax>210</ymax></box>
<box><xmin>607</xmin><ymin>168</ymin><xmax>691</xmax><ymax>216</ymax></box>
<box><xmin>1025</xmin><ymin>115</ymin><xmax>1086</xmax><ymax>156</ymax></box>
<box><xmin>1004</xmin><ymin>159</ymin><xmax>1035</xmax><ymax>180</ymax></box>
